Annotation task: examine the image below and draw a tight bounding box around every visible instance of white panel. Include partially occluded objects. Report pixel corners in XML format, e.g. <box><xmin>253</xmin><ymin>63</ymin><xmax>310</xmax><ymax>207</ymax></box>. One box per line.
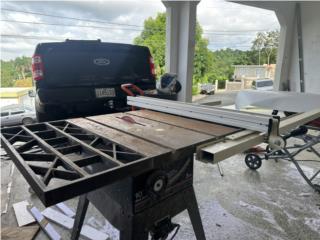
<box><xmin>12</xmin><ymin>201</ymin><xmax>35</xmax><ymax>227</ymax></box>
<box><xmin>163</xmin><ymin>1</ymin><xmax>199</xmax><ymax>102</ymax></box>
<box><xmin>287</xmin><ymin>19</ymin><xmax>300</xmax><ymax>92</ymax></box>
<box><xmin>301</xmin><ymin>2</ymin><xmax>320</xmax><ymax>93</ymax></box>
<box><xmin>234</xmin><ymin>1</ymin><xmax>320</xmax><ymax>93</ymax></box>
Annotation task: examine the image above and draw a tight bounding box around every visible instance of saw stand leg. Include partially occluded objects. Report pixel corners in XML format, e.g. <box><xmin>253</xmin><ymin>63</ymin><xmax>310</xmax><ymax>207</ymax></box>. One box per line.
<box><xmin>185</xmin><ymin>187</ymin><xmax>206</xmax><ymax>240</ymax></box>
<box><xmin>71</xmin><ymin>194</ymin><xmax>89</xmax><ymax>240</ymax></box>
<box><xmin>285</xmin><ymin>148</ymin><xmax>320</xmax><ymax>192</ymax></box>
<box><xmin>119</xmin><ymin>187</ymin><xmax>206</xmax><ymax>240</ymax></box>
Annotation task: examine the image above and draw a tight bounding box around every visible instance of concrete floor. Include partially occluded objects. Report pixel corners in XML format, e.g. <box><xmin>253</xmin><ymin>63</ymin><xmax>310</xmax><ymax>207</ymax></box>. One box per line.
<box><xmin>1</xmin><ymin>135</ymin><xmax>320</xmax><ymax>240</ymax></box>
<box><xmin>193</xmin><ymin>91</ymin><xmax>239</xmax><ymax>106</ymax></box>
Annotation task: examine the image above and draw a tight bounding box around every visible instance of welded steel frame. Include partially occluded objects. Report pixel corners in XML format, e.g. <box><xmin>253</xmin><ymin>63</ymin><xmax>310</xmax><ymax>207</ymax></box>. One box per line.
<box><xmin>127</xmin><ymin>96</ymin><xmax>277</xmax><ymax>132</ymax></box>
<box><xmin>1</xmin><ymin>120</ymin><xmax>170</xmax><ymax>206</ymax></box>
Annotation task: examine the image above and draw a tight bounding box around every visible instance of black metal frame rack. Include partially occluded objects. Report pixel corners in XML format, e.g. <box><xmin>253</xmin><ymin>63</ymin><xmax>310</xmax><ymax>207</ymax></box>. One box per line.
<box><xmin>1</xmin><ymin>120</ymin><xmax>168</xmax><ymax>206</ymax></box>
<box><xmin>245</xmin><ymin>125</ymin><xmax>320</xmax><ymax>192</ymax></box>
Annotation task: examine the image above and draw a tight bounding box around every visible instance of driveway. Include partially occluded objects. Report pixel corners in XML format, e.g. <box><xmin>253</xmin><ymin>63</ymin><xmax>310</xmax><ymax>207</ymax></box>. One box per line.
<box><xmin>193</xmin><ymin>91</ymin><xmax>239</xmax><ymax>106</ymax></box>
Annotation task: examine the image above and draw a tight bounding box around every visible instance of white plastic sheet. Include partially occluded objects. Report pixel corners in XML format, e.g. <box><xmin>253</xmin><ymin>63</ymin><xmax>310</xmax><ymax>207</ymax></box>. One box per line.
<box><xmin>235</xmin><ymin>90</ymin><xmax>320</xmax><ymax>112</ymax></box>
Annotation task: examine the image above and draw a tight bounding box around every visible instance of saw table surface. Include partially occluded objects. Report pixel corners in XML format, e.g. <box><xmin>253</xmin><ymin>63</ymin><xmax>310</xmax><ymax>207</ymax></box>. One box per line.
<box><xmin>84</xmin><ymin>110</ymin><xmax>239</xmax><ymax>151</ymax></box>
<box><xmin>1</xmin><ymin>110</ymin><xmax>239</xmax><ymax>206</ymax></box>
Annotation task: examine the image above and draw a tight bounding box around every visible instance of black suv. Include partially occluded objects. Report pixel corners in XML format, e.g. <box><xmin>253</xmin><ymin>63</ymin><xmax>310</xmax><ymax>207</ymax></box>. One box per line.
<box><xmin>32</xmin><ymin>39</ymin><xmax>156</xmax><ymax>122</ymax></box>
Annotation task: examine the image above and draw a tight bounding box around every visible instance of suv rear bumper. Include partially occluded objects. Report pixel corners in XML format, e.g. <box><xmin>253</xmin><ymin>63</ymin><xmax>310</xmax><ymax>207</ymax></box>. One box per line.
<box><xmin>35</xmin><ymin>87</ymin><xmax>129</xmax><ymax>114</ymax></box>
<box><xmin>35</xmin><ymin>83</ymin><xmax>155</xmax><ymax>115</ymax></box>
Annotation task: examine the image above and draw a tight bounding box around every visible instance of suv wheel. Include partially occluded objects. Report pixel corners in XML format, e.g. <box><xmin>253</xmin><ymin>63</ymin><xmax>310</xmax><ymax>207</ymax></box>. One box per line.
<box><xmin>36</xmin><ymin>109</ymin><xmax>64</xmax><ymax>122</ymax></box>
<box><xmin>36</xmin><ymin>111</ymin><xmax>51</xmax><ymax>122</ymax></box>
<box><xmin>22</xmin><ymin>117</ymin><xmax>34</xmax><ymax>125</ymax></box>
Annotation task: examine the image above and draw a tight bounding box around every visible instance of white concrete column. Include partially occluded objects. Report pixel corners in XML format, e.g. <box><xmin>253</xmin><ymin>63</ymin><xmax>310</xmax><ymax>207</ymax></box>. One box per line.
<box><xmin>162</xmin><ymin>0</ymin><xmax>200</xmax><ymax>102</ymax></box>
<box><xmin>273</xmin><ymin>3</ymin><xmax>297</xmax><ymax>91</ymax></box>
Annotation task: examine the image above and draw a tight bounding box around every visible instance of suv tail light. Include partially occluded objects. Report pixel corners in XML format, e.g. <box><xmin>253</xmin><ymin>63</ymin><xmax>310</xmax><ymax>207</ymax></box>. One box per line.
<box><xmin>32</xmin><ymin>54</ymin><xmax>44</xmax><ymax>81</ymax></box>
<box><xmin>149</xmin><ymin>56</ymin><xmax>156</xmax><ymax>78</ymax></box>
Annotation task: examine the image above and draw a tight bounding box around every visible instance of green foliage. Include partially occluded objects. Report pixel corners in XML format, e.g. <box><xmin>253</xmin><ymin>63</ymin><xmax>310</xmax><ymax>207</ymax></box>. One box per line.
<box><xmin>1</xmin><ymin>56</ymin><xmax>32</xmax><ymax>87</ymax></box>
<box><xmin>251</xmin><ymin>30</ymin><xmax>279</xmax><ymax>65</ymax></box>
<box><xmin>14</xmin><ymin>77</ymin><xmax>33</xmax><ymax>87</ymax></box>
<box><xmin>192</xmin><ymin>84</ymin><xmax>199</xmax><ymax>95</ymax></box>
<box><xmin>1</xmin><ymin>61</ymin><xmax>16</xmax><ymax>87</ymax></box>
<box><xmin>207</xmin><ymin>48</ymin><xmax>256</xmax><ymax>81</ymax></box>
<box><xmin>134</xmin><ymin>13</ymin><xmax>211</xmax><ymax>85</ymax></box>
<box><xmin>193</xmin><ymin>23</ymin><xmax>211</xmax><ymax>84</ymax></box>
<box><xmin>134</xmin><ymin>13</ymin><xmax>166</xmax><ymax>76</ymax></box>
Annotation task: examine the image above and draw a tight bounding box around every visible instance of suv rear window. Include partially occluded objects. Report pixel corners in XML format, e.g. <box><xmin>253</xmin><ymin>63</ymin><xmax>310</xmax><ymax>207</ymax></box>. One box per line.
<box><xmin>38</xmin><ymin>42</ymin><xmax>153</xmax><ymax>87</ymax></box>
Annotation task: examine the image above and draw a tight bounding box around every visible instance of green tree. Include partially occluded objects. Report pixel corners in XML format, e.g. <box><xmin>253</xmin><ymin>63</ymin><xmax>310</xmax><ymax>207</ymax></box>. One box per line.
<box><xmin>263</xmin><ymin>30</ymin><xmax>279</xmax><ymax>65</ymax></box>
<box><xmin>134</xmin><ymin>13</ymin><xmax>166</xmax><ymax>76</ymax></box>
<box><xmin>1</xmin><ymin>56</ymin><xmax>32</xmax><ymax>87</ymax></box>
<box><xmin>252</xmin><ymin>32</ymin><xmax>265</xmax><ymax>65</ymax></box>
<box><xmin>251</xmin><ymin>30</ymin><xmax>279</xmax><ymax>65</ymax></box>
<box><xmin>207</xmin><ymin>48</ymin><xmax>256</xmax><ymax>81</ymax></box>
<box><xmin>1</xmin><ymin>60</ymin><xmax>17</xmax><ymax>87</ymax></box>
<box><xmin>134</xmin><ymin>13</ymin><xmax>211</xmax><ymax>85</ymax></box>
<box><xmin>14</xmin><ymin>56</ymin><xmax>32</xmax><ymax>80</ymax></box>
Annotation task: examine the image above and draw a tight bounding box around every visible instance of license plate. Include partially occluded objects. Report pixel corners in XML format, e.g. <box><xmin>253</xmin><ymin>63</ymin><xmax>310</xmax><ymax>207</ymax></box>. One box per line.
<box><xmin>95</xmin><ymin>88</ymin><xmax>116</xmax><ymax>98</ymax></box>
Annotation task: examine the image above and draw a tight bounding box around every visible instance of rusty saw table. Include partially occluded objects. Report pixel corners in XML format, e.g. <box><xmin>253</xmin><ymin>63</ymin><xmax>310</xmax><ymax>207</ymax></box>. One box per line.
<box><xmin>1</xmin><ymin>110</ymin><xmax>239</xmax><ymax>240</ymax></box>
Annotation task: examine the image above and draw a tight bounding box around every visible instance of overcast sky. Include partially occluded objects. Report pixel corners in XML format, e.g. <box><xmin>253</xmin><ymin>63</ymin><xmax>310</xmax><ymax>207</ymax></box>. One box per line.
<box><xmin>0</xmin><ymin>0</ymin><xmax>279</xmax><ymax>60</ymax></box>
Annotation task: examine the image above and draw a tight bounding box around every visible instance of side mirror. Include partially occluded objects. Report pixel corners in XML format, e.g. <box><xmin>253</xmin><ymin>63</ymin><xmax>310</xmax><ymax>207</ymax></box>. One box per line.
<box><xmin>28</xmin><ymin>90</ymin><xmax>35</xmax><ymax>98</ymax></box>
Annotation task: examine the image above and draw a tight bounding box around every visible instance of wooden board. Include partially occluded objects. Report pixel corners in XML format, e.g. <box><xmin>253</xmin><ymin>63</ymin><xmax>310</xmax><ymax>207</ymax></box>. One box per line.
<box><xmin>87</xmin><ymin>112</ymin><xmax>216</xmax><ymax>150</ymax></box>
<box><xmin>68</xmin><ymin>118</ymin><xmax>170</xmax><ymax>157</ymax></box>
<box><xmin>129</xmin><ymin>110</ymin><xmax>239</xmax><ymax>137</ymax></box>
<box><xmin>1</xmin><ymin>226</ymin><xmax>39</xmax><ymax>240</ymax></box>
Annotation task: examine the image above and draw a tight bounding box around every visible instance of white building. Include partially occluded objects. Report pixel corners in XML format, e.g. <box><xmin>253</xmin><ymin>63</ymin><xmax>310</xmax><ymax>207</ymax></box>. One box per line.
<box><xmin>161</xmin><ymin>1</ymin><xmax>320</xmax><ymax>101</ymax></box>
<box><xmin>0</xmin><ymin>88</ymin><xmax>35</xmax><ymax>108</ymax></box>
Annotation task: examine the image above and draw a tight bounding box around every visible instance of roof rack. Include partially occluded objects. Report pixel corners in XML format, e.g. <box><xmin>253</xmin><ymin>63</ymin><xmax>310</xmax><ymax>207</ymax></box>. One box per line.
<box><xmin>65</xmin><ymin>39</ymin><xmax>101</xmax><ymax>43</ymax></box>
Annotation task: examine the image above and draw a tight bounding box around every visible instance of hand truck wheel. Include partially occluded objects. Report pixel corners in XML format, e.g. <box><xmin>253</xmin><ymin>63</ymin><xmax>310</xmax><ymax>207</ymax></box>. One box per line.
<box><xmin>245</xmin><ymin>154</ymin><xmax>262</xmax><ymax>170</ymax></box>
<box><xmin>266</xmin><ymin>145</ymin><xmax>284</xmax><ymax>156</ymax></box>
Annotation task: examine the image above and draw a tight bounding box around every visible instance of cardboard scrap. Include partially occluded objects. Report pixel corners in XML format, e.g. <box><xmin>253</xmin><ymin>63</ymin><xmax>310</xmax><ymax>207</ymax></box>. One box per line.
<box><xmin>12</xmin><ymin>201</ymin><xmax>35</xmax><ymax>227</ymax></box>
<box><xmin>81</xmin><ymin>225</ymin><xmax>109</xmax><ymax>240</ymax></box>
<box><xmin>28</xmin><ymin>206</ymin><xmax>61</xmax><ymax>240</ymax></box>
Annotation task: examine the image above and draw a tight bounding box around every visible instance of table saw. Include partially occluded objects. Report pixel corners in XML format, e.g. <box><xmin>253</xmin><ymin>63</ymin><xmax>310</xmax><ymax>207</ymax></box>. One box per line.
<box><xmin>1</xmin><ymin>96</ymin><xmax>319</xmax><ymax>240</ymax></box>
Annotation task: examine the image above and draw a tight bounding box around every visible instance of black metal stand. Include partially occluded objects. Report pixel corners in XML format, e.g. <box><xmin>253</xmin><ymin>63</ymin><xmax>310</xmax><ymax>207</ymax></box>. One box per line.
<box><xmin>71</xmin><ymin>186</ymin><xmax>206</xmax><ymax>240</ymax></box>
<box><xmin>245</xmin><ymin>126</ymin><xmax>320</xmax><ymax>192</ymax></box>
<box><xmin>71</xmin><ymin>194</ymin><xmax>89</xmax><ymax>240</ymax></box>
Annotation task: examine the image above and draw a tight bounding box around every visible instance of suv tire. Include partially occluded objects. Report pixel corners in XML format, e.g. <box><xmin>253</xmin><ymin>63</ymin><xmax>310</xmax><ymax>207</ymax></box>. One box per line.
<box><xmin>36</xmin><ymin>110</ymin><xmax>56</xmax><ymax>122</ymax></box>
<box><xmin>22</xmin><ymin>117</ymin><xmax>34</xmax><ymax>125</ymax></box>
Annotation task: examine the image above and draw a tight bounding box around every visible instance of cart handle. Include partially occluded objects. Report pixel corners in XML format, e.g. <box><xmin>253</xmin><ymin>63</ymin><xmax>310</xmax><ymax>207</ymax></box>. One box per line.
<box><xmin>121</xmin><ymin>83</ymin><xmax>144</xmax><ymax>111</ymax></box>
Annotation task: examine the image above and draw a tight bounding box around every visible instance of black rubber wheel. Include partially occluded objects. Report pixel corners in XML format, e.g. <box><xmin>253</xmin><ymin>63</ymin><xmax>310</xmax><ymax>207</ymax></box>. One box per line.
<box><xmin>36</xmin><ymin>110</ymin><xmax>50</xmax><ymax>122</ymax></box>
<box><xmin>266</xmin><ymin>145</ymin><xmax>284</xmax><ymax>155</ymax></box>
<box><xmin>245</xmin><ymin>154</ymin><xmax>262</xmax><ymax>170</ymax></box>
<box><xmin>22</xmin><ymin>117</ymin><xmax>33</xmax><ymax>125</ymax></box>
<box><xmin>36</xmin><ymin>109</ymin><xmax>64</xmax><ymax>122</ymax></box>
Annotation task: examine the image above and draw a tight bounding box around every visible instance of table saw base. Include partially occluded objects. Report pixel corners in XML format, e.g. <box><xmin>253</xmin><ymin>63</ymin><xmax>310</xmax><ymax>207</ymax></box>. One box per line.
<box><xmin>71</xmin><ymin>186</ymin><xmax>205</xmax><ymax>240</ymax></box>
